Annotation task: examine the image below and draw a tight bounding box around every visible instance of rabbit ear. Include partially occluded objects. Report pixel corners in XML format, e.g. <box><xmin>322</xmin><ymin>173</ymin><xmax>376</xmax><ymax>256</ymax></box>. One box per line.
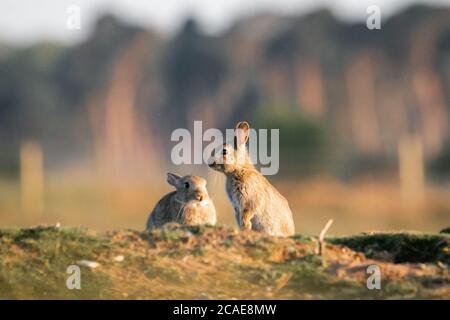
<box><xmin>234</xmin><ymin>121</ymin><xmax>250</xmax><ymax>147</ymax></box>
<box><xmin>167</xmin><ymin>172</ymin><xmax>181</xmax><ymax>187</ymax></box>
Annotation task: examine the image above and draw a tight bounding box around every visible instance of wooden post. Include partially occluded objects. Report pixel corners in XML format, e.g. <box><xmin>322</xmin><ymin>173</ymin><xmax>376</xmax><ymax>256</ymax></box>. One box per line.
<box><xmin>20</xmin><ymin>141</ymin><xmax>44</xmax><ymax>215</ymax></box>
<box><xmin>398</xmin><ymin>136</ymin><xmax>425</xmax><ymax>208</ymax></box>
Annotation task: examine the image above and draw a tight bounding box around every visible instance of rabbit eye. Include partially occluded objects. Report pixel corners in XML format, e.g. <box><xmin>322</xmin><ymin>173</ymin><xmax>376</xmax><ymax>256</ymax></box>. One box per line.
<box><xmin>222</xmin><ymin>149</ymin><xmax>228</xmax><ymax>156</ymax></box>
<box><xmin>184</xmin><ymin>182</ymin><xmax>190</xmax><ymax>189</ymax></box>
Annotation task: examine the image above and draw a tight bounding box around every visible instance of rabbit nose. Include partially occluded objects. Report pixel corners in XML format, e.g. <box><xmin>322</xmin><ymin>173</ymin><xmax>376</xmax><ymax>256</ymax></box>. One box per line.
<box><xmin>196</xmin><ymin>193</ymin><xmax>203</xmax><ymax>201</ymax></box>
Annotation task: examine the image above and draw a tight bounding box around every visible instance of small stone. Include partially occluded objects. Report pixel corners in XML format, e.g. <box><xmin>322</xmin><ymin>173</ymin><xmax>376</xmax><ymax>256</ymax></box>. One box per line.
<box><xmin>113</xmin><ymin>255</ymin><xmax>124</xmax><ymax>262</ymax></box>
<box><xmin>77</xmin><ymin>260</ymin><xmax>100</xmax><ymax>269</ymax></box>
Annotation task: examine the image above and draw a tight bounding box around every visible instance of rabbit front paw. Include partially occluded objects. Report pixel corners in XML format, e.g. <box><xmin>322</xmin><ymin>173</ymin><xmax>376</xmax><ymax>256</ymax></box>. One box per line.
<box><xmin>243</xmin><ymin>220</ymin><xmax>252</xmax><ymax>230</ymax></box>
<box><xmin>242</xmin><ymin>210</ymin><xmax>254</xmax><ymax>230</ymax></box>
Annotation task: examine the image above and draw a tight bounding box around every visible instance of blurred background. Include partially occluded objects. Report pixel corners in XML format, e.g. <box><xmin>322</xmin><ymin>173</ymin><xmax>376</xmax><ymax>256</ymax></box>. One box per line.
<box><xmin>1</xmin><ymin>0</ymin><xmax>450</xmax><ymax>235</ymax></box>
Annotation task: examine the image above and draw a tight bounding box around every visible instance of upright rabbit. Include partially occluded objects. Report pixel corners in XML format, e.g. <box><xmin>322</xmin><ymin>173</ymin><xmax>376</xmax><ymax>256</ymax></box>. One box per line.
<box><xmin>146</xmin><ymin>173</ymin><xmax>217</xmax><ymax>230</ymax></box>
<box><xmin>208</xmin><ymin>121</ymin><xmax>295</xmax><ymax>237</ymax></box>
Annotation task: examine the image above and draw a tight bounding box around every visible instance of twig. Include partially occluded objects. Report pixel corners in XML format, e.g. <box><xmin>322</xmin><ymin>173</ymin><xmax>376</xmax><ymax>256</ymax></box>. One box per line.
<box><xmin>317</xmin><ymin>219</ymin><xmax>333</xmax><ymax>256</ymax></box>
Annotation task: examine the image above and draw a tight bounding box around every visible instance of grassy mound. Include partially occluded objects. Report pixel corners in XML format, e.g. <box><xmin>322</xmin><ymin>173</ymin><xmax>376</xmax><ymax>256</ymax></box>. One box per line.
<box><xmin>0</xmin><ymin>224</ymin><xmax>449</xmax><ymax>299</ymax></box>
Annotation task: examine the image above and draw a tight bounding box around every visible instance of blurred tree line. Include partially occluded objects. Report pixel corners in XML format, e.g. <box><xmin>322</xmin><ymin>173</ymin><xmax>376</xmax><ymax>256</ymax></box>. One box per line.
<box><xmin>1</xmin><ymin>5</ymin><xmax>450</xmax><ymax>180</ymax></box>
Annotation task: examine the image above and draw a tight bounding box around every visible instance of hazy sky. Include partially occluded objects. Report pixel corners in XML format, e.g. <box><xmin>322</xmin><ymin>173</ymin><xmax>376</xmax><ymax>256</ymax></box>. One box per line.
<box><xmin>0</xmin><ymin>0</ymin><xmax>449</xmax><ymax>45</ymax></box>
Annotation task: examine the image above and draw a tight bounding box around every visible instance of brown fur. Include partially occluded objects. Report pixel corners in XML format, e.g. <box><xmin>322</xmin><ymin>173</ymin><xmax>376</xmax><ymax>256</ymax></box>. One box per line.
<box><xmin>146</xmin><ymin>173</ymin><xmax>217</xmax><ymax>230</ymax></box>
<box><xmin>209</xmin><ymin>121</ymin><xmax>295</xmax><ymax>236</ymax></box>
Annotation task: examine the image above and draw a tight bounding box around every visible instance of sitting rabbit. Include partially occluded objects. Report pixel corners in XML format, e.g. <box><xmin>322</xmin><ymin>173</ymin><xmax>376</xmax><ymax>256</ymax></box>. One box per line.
<box><xmin>146</xmin><ymin>173</ymin><xmax>217</xmax><ymax>230</ymax></box>
<box><xmin>208</xmin><ymin>121</ymin><xmax>295</xmax><ymax>237</ymax></box>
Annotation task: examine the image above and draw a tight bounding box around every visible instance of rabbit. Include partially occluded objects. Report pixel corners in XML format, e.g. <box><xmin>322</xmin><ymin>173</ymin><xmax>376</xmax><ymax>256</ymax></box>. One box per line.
<box><xmin>146</xmin><ymin>173</ymin><xmax>217</xmax><ymax>230</ymax></box>
<box><xmin>208</xmin><ymin>121</ymin><xmax>295</xmax><ymax>237</ymax></box>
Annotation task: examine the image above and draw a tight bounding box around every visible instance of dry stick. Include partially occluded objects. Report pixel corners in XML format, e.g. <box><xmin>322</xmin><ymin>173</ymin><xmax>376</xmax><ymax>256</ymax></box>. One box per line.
<box><xmin>317</xmin><ymin>219</ymin><xmax>334</xmax><ymax>256</ymax></box>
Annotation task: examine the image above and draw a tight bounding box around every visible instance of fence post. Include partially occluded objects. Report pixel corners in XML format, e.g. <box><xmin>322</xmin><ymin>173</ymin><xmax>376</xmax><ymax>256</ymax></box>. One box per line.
<box><xmin>398</xmin><ymin>135</ymin><xmax>425</xmax><ymax>208</ymax></box>
<box><xmin>20</xmin><ymin>141</ymin><xmax>44</xmax><ymax>215</ymax></box>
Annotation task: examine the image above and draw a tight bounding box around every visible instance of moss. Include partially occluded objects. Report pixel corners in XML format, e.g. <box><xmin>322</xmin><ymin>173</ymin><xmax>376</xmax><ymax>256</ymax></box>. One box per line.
<box><xmin>184</xmin><ymin>223</ymin><xmax>225</xmax><ymax>235</ymax></box>
<box><xmin>291</xmin><ymin>234</ymin><xmax>315</xmax><ymax>242</ymax></box>
<box><xmin>222</xmin><ymin>238</ymin><xmax>233</xmax><ymax>248</ymax></box>
<box><xmin>329</xmin><ymin>232</ymin><xmax>450</xmax><ymax>264</ymax></box>
<box><xmin>245</xmin><ymin>238</ymin><xmax>276</xmax><ymax>260</ymax></box>
<box><xmin>143</xmin><ymin>225</ymin><xmax>189</xmax><ymax>243</ymax></box>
